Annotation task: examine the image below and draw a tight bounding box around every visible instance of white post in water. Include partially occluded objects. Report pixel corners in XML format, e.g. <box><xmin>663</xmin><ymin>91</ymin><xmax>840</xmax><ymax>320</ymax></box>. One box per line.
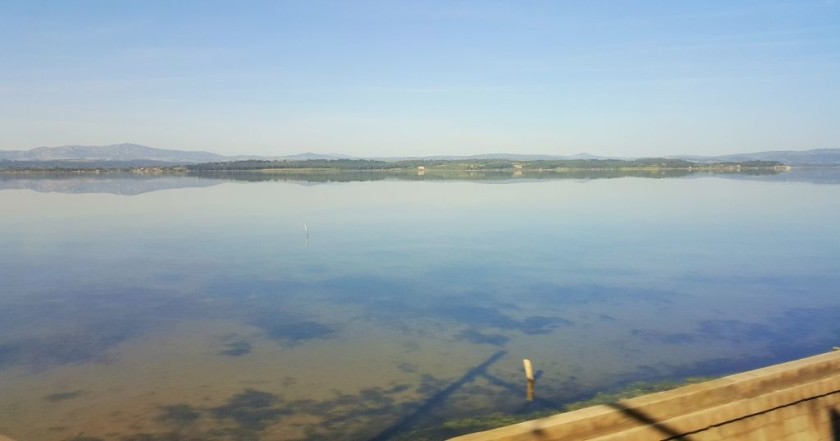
<box><xmin>523</xmin><ymin>358</ymin><xmax>535</xmax><ymax>401</ymax></box>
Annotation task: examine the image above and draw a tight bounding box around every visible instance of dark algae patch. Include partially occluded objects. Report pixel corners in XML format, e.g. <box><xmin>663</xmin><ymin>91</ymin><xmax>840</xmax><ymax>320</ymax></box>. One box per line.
<box><xmin>101</xmin><ymin>384</ymin><xmax>424</xmax><ymax>440</ymax></box>
<box><xmin>457</xmin><ymin>329</ymin><xmax>509</xmax><ymax>346</ymax></box>
<box><xmin>517</xmin><ymin>316</ymin><xmax>573</xmax><ymax>335</ymax></box>
<box><xmin>156</xmin><ymin>404</ymin><xmax>202</xmax><ymax>425</ymax></box>
<box><xmin>211</xmin><ymin>389</ymin><xmax>291</xmax><ymax>432</ymax></box>
<box><xmin>255</xmin><ymin>317</ymin><xmax>336</xmax><ymax>347</ymax></box>
<box><xmin>74</xmin><ymin>434</ymin><xmax>202</xmax><ymax>441</ymax></box>
<box><xmin>0</xmin><ymin>285</ymin><xmax>202</xmax><ymax>371</ymax></box>
<box><xmin>217</xmin><ymin>340</ymin><xmax>253</xmax><ymax>357</ymax></box>
<box><xmin>630</xmin><ymin>305</ymin><xmax>840</xmax><ymax>364</ymax></box>
<box><xmin>121</xmin><ymin>434</ymin><xmax>205</xmax><ymax>441</ymax></box>
<box><xmin>398</xmin><ymin>376</ymin><xmax>715</xmax><ymax>440</ymax></box>
<box><xmin>44</xmin><ymin>390</ymin><xmax>86</xmax><ymax>402</ymax></box>
<box><xmin>431</xmin><ymin>304</ymin><xmax>573</xmax><ymax>335</ymax></box>
<box><xmin>0</xmin><ymin>342</ymin><xmax>23</xmax><ymax>369</ymax></box>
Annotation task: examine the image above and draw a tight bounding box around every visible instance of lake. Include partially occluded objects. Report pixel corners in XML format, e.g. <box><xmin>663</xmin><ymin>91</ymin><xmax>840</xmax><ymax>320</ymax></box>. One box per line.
<box><xmin>1</xmin><ymin>170</ymin><xmax>839</xmax><ymax>441</ymax></box>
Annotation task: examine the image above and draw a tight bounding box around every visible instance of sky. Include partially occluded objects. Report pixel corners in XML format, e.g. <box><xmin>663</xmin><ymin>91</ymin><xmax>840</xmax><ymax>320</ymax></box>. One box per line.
<box><xmin>1</xmin><ymin>1</ymin><xmax>838</xmax><ymax>158</ymax></box>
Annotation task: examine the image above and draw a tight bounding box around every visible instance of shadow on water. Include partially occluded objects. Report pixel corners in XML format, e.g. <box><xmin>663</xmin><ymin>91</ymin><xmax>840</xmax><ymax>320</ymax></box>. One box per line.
<box><xmin>479</xmin><ymin>371</ymin><xmax>565</xmax><ymax>413</ymax></box>
<box><xmin>78</xmin><ymin>351</ymin><xmax>519</xmax><ymax>440</ymax></box>
<box><xmin>367</xmin><ymin>350</ymin><xmax>507</xmax><ymax>441</ymax></box>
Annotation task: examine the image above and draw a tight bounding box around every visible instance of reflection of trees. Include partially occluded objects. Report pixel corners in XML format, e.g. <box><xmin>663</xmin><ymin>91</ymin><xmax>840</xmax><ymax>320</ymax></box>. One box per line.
<box><xmin>192</xmin><ymin>169</ymin><xmax>713</xmax><ymax>183</ymax></box>
<box><xmin>1</xmin><ymin>166</ymin><xmax>814</xmax><ymax>191</ymax></box>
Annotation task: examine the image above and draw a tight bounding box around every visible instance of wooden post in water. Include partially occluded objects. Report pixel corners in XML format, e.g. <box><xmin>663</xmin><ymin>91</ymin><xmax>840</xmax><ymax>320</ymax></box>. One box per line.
<box><xmin>523</xmin><ymin>359</ymin><xmax>535</xmax><ymax>401</ymax></box>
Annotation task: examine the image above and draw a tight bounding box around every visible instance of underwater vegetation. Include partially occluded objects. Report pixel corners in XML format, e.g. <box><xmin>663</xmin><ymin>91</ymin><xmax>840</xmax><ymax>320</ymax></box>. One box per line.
<box><xmin>66</xmin><ymin>434</ymin><xmax>206</xmax><ymax>441</ymax></box>
<box><xmin>393</xmin><ymin>376</ymin><xmax>714</xmax><ymax>440</ymax></box>
<box><xmin>216</xmin><ymin>338</ymin><xmax>253</xmax><ymax>357</ymax></box>
<box><xmin>0</xmin><ymin>322</ymin><xmax>139</xmax><ymax>371</ymax></box>
<box><xmin>522</xmin><ymin>283</ymin><xmax>671</xmax><ymax>306</ymax></box>
<box><xmin>44</xmin><ymin>390</ymin><xmax>86</xmax><ymax>402</ymax></box>
<box><xmin>0</xmin><ymin>285</ymin><xmax>203</xmax><ymax>372</ymax></box>
<box><xmin>256</xmin><ymin>320</ymin><xmax>336</xmax><ymax>347</ymax></box>
<box><xmin>65</xmin><ymin>382</ymin><xmax>425</xmax><ymax>441</ymax></box>
<box><xmin>0</xmin><ymin>342</ymin><xmax>23</xmax><ymax>369</ymax></box>
<box><xmin>561</xmin><ymin>377</ymin><xmax>713</xmax><ymax>411</ymax></box>
<box><xmin>23</xmin><ymin>306</ymin><xmax>840</xmax><ymax>440</ymax></box>
<box><xmin>47</xmin><ymin>300</ymin><xmax>839</xmax><ymax>441</ymax></box>
<box><xmin>157</xmin><ymin>404</ymin><xmax>202</xmax><ymax>425</ymax></box>
<box><xmin>457</xmin><ymin>329</ymin><xmax>509</xmax><ymax>346</ymax></box>
<box><xmin>211</xmin><ymin>389</ymin><xmax>291</xmax><ymax>432</ymax></box>
<box><xmin>211</xmin><ymin>275</ymin><xmax>581</xmax><ymax>339</ymax></box>
<box><xmin>61</xmin><ymin>355</ymin><xmax>538</xmax><ymax>441</ymax></box>
<box><xmin>630</xmin><ymin>305</ymin><xmax>840</xmax><ymax>360</ymax></box>
<box><xmin>431</xmin><ymin>304</ymin><xmax>572</xmax><ymax>335</ymax></box>
<box><xmin>121</xmin><ymin>434</ymin><xmax>205</xmax><ymax>441</ymax></box>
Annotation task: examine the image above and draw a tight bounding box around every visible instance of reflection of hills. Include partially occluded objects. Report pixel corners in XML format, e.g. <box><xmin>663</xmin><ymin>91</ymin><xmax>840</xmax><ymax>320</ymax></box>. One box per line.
<box><xmin>702</xmin><ymin>167</ymin><xmax>840</xmax><ymax>185</ymax></box>
<box><xmin>192</xmin><ymin>168</ymin><xmax>797</xmax><ymax>184</ymax></box>
<box><xmin>3</xmin><ymin>167</ymin><xmax>833</xmax><ymax>193</ymax></box>
<box><xmin>0</xmin><ymin>174</ymin><xmax>225</xmax><ymax>195</ymax></box>
<box><xmin>193</xmin><ymin>169</ymin><xmax>701</xmax><ymax>183</ymax></box>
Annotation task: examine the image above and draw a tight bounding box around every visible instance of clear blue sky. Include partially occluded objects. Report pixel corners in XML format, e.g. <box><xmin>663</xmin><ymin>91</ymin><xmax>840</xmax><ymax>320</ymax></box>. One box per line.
<box><xmin>1</xmin><ymin>1</ymin><xmax>838</xmax><ymax>157</ymax></box>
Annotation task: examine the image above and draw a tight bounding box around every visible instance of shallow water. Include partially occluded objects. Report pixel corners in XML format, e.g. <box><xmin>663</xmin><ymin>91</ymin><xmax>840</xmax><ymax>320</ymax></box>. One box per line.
<box><xmin>1</xmin><ymin>171</ymin><xmax>839</xmax><ymax>440</ymax></box>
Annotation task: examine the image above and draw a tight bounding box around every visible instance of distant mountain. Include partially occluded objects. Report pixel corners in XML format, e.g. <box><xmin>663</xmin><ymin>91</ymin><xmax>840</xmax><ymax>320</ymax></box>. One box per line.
<box><xmin>0</xmin><ymin>144</ymin><xmax>356</xmax><ymax>165</ymax></box>
<box><xmin>671</xmin><ymin>149</ymin><xmax>840</xmax><ymax>166</ymax></box>
<box><xmin>276</xmin><ymin>152</ymin><xmax>357</xmax><ymax>161</ymax></box>
<box><xmin>0</xmin><ymin>159</ymin><xmax>197</xmax><ymax>170</ymax></box>
<box><xmin>2</xmin><ymin>144</ymin><xmax>838</xmax><ymax>167</ymax></box>
<box><xmin>0</xmin><ymin>143</ymin><xmax>226</xmax><ymax>163</ymax></box>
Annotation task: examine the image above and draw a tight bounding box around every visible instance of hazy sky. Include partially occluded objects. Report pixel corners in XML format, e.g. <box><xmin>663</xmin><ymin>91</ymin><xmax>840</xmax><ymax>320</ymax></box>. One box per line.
<box><xmin>1</xmin><ymin>1</ymin><xmax>838</xmax><ymax>157</ymax></box>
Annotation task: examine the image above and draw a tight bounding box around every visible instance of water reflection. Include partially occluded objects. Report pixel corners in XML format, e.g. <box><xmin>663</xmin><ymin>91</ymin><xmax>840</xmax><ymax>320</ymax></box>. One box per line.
<box><xmin>0</xmin><ymin>173</ymin><xmax>222</xmax><ymax>195</ymax></box>
<box><xmin>0</xmin><ymin>171</ymin><xmax>839</xmax><ymax>440</ymax></box>
<box><xmin>0</xmin><ymin>167</ymin><xmax>803</xmax><ymax>195</ymax></box>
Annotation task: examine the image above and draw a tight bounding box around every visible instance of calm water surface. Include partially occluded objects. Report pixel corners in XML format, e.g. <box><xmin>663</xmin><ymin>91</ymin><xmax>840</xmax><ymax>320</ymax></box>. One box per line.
<box><xmin>1</xmin><ymin>171</ymin><xmax>839</xmax><ymax>440</ymax></box>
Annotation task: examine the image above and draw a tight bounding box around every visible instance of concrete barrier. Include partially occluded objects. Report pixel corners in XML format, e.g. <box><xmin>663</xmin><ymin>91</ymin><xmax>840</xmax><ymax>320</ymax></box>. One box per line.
<box><xmin>450</xmin><ymin>350</ymin><xmax>840</xmax><ymax>441</ymax></box>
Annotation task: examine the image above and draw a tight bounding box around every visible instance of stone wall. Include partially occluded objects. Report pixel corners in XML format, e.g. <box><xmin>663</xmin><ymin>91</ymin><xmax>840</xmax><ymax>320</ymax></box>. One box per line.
<box><xmin>450</xmin><ymin>350</ymin><xmax>840</xmax><ymax>441</ymax></box>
